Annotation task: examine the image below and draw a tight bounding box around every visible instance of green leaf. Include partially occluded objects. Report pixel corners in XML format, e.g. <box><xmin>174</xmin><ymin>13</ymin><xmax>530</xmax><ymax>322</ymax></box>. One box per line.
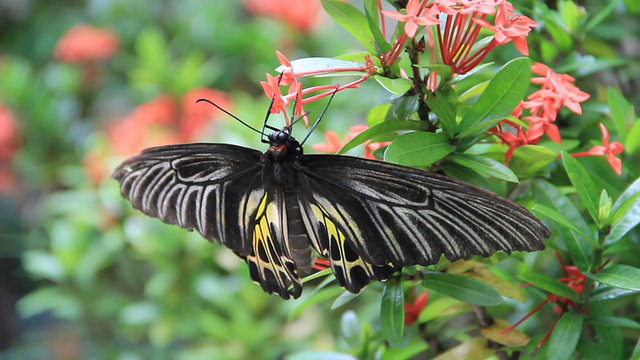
<box><xmin>607</xmin><ymin>178</ymin><xmax>640</xmax><ymax>242</ymax></box>
<box><xmin>338</xmin><ymin>118</ymin><xmax>427</xmax><ymax>154</ymax></box>
<box><xmin>331</xmin><ymin>291</ymin><xmax>359</xmax><ymax>310</ymax></box>
<box><xmin>449</xmin><ymin>153</ymin><xmax>518</xmax><ymax>183</ymax></box>
<box><xmin>598</xmin><ymin>190</ymin><xmax>612</xmax><ymax>223</ymax></box>
<box><xmin>587</xmin><ymin>301</ymin><xmax>624</xmax><ymax>358</ymax></box>
<box><xmin>288</xmin><ymin>352</ymin><xmax>357</xmax><ymax>360</ymax></box>
<box><xmin>626</xmin><ymin>120</ymin><xmax>640</xmax><ymax>154</ymax></box>
<box><xmin>587</xmin><ymin>316</ymin><xmax>640</xmax><ymax>329</ymax></box>
<box><xmin>321</xmin><ymin>0</ymin><xmax>376</xmax><ymax>53</ymax></box>
<box><xmin>374</xmin><ymin>76</ymin><xmax>413</xmax><ymax>95</ymax></box>
<box><xmin>17</xmin><ymin>287</ymin><xmax>81</xmax><ymax>319</ymax></box>
<box><xmin>518</xmin><ymin>272</ymin><xmax>581</xmax><ymax>303</ymax></box>
<box><xmin>589</xmin><ymin>285</ymin><xmax>639</xmax><ymax>302</ymax></box>
<box><xmin>509</xmin><ymin>145</ymin><xmax>557</xmax><ymax>176</ymax></box>
<box><xmin>458</xmin><ymin>58</ymin><xmax>531</xmax><ymax>137</ymax></box>
<box><xmin>531</xmin><ymin>204</ymin><xmax>594</xmax><ymax>242</ymax></box>
<box><xmin>385</xmin><ymin>132</ymin><xmax>455</xmax><ymax>167</ymax></box>
<box><xmin>607</xmin><ymin>87</ymin><xmax>634</xmax><ymax>139</ymax></box>
<box><xmin>423</xmin><ymin>273</ymin><xmax>504</xmax><ymax>306</ymax></box>
<box><xmin>22</xmin><ymin>250</ymin><xmax>66</xmax><ymax>282</ymax></box>
<box><xmin>380</xmin><ymin>279</ymin><xmax>405</xmax><ymax>343</ymax></box>
<box><xmin>425</xmin><ymin>86</ymin><xmax>458</xmax><ymax>138</ymax></box>
<box><xmin>387</xmin><ymin>94</ymin><xmax>420</xmax><ymax>121</ymax></box>
<box><xmin>533</xmin><ymin>180</ymin><xmax>594</xmax><ymax>270</ymax></box>
<box><xmin>546</xmin><ymin>312</ymin><xmax>583</xmax><ymax>360</ymax></box>
<box><xmin>340</xmin><ymin>310</ymin><xmax>361</xmax><ymax>349</ymax></box>
<box><xmin>364</xmin><ymin>0</ymin><xmax>391</xmax><ymax>53</ymax></box>
<box><xmin>561</xmin><ymin>152</ymin><xmax>601</xmax><ymax>225</ymax></box>
<box><xmin>587</xmin><ymin>265</ymin><xmax>640</xmax><ymax>290</ymax></box>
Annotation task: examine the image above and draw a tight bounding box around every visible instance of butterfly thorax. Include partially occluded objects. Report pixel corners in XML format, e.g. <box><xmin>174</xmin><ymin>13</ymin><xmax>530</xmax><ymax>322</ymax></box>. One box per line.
<box><xmin>265</xmin><ymin>130</ymin><xmax>303</xmax><ymax>190</ymax></box>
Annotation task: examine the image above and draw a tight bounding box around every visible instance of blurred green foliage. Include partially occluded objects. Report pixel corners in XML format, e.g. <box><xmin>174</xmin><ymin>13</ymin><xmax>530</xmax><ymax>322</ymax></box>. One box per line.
<box><xmin>0</xmin><ymin>0</ymin><xmax>639</xmax><ymax>359</ymax></box>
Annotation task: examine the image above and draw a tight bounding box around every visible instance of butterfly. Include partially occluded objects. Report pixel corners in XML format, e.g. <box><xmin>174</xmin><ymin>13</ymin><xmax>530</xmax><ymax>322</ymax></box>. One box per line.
<box><xmin>112</xmin><ymin>98</ymin><xmax>550</xmax><ymax>300</ymax></box>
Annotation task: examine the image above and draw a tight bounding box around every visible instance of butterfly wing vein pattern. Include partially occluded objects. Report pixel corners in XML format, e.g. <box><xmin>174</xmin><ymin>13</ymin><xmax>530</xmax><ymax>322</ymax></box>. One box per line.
<box><xmin>113</xmin><ymin>141</ymin><xmax>550</xmax><ymax>300</ymax></box>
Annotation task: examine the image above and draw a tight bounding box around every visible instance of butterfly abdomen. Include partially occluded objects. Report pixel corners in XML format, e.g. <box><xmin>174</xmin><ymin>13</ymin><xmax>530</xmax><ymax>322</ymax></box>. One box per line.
<box><xmin>284</xmin><ymin>190</ymin><xmax>315</xmax><ymax>274</ymax></box>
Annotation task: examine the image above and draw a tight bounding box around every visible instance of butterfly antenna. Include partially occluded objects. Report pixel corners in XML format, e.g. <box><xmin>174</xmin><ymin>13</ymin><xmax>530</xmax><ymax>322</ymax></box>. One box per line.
<box><xmin>260</xmin><ymin>72</ymin><xmax>287</xmax><ymax>142</ymax></box>
<box><xmin>196</xmin><ymin>98</ymin><xmax>264</xmax><ymax>135</ymax></box>
<box><xmin>299</xmin><ymin>87</ymin><xmax>338</xmax><ymax>146</ymax></box>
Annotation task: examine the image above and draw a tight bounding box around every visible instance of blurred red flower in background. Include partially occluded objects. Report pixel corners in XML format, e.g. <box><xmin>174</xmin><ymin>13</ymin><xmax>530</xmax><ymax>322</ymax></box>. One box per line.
<box><xmin>243</xmin><ymin>0</ymin><xmax>322</xmax><ymax>33</ymax></box>
<box><xmin>0</xmin><ymin>104</ymin><xmax>20</xmax><ymax>192</ymax></box>
<box><xmin>54</xmin><ymin>24</ymin><xmax>119</xmax><ymax>63</ymax></box>
<box><xmin>84</xmin><ymin>88</ymin><xmax>231</xmax><ymax>184</ymax></box>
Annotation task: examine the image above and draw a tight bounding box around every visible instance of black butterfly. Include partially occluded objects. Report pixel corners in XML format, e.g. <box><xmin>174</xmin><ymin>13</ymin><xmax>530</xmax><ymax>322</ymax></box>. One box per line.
<box><xmin>112</xmin><ymin>99</ymin><xmax>550</xmax><ymax>300</ymax></box>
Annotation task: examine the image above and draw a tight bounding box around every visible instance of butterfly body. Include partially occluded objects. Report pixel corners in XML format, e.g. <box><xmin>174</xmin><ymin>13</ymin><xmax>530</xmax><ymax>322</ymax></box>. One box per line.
<box><xmin>113</xmin><ymin>128</ymin><xmax>550</xmax><ymax>299</ymax></box>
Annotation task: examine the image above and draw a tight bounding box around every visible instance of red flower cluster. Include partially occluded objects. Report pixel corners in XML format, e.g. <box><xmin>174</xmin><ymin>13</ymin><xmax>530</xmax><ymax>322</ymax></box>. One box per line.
<box><xmin>312</xmin><ymin>124</ymin><xmax>390</xmax><ymax>160</ymax></box>
<box><xmin>501</xmin><ymin>252</ymin><xmax>601</xmax><ymax>353</ymax></box>
<box><xmin>243</xmin><ymin>0</ymin><xmax>322</xmax><ymax>33</ymax></box>
<box><xmin>380</xmin><ymin>0</ymin><xmax>537</xmax><ymax>74</ymax></box>
<box><xmin>491</xmin><ymin>63</ymin><xmax>623</xmax><ymax>174</ymax></box>
<box><xmin>0</xmin><ymin>104</ymin><xmax>20</xmax><ymax>192</ymax></box>
<box><xmin>54</xmin><ymin>24</ymin><xmax>119</xmax><ymax>63</ymax></box>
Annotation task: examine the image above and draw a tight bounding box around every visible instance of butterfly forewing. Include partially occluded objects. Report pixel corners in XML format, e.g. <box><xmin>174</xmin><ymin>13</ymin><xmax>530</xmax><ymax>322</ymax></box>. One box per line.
<box><xmin>113</xmin><ymin>143</ymin><xmax>264</xmax><ymax>256</ymax></box>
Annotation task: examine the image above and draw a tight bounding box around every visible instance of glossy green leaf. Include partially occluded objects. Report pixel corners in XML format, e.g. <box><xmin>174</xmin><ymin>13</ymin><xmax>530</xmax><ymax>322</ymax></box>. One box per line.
<box><xmin>562</xmin><ymin>152</ymin><xmax>601</xmax><ymax>225</ymax></box>
<box><xmin>449</xmin><ymin>153</ymin><xmax>518</xmax><ymax>183</ymax></box>
<box><xmin>588</xmin><ymin>316</ymin><xmax>640</xmax><ymax>329</ymax></box>
<box><xmin>589</xmin><ymin>286</ymin><xmax>639</xmax><ymax>302</ymax></box>
<box><xmin>288</xmin><ymin>352</ymin><xmax>357</xmax><ymax>360</ymax></box>
<box><xmin>531</xmin><ymin>204</ymin><xmax>594</xmax><ymax>241</ymax></box>
<box><xmin>423</xmin><ymin>273</ymin><xmax>503</xmax><ymax>306</ymax></box>
<box><xmin>380</xmin><ymin>340</ymin><xmax>430</xmax><ymax>360</ymax></box>
<box><xmin>533</xmin><ymin>180</ymin><xmax>594</xmax><ymax>270</ymax></box>
<box><xmin>338</xmin><ymin>118</ymin><xmax>427</xmax><ymax>154</ymax></box>
<box><xmin>374</xmin><ymin>76</ymin><xmax>413</xmax><ymax>95</ymax></box>
<box><xmin>458</xmin><ymin>58</ymin><xmax>531</xmax><ymax>137</ymax></box>
<box><xmin>321</xmin><ymin>0</ymin><xmax>376</xmax><ymax>53</ymax></box>
<box><xmin>381</xmin><ymin>279</ymin><xmax>405</xmax><ymax>343</ymax></box>
<box><xmin>425</xmin><ymin>86</ymin><xmax>458</xmax><ymax>139</ymax></box>
<box><xmin>607</xmin><ymin>87</ymin><xmax>634</xmax><ymax>139</ymax></box>
<box><xmin>607</xmin><ymin>179</ymin><xmax>640</xmax><ymax>242</ymax></box>
<box><xmin>587</xmin><ymin>265</ymin><xmax>640</xmax><ymax>290</ymax></box>
<box><xmin>587</xmin><ymin>301</ymin><xmax>624</xmax><ymax>358</ymax></box>
<box><xmin>518</xmin><ymin>272</ymin><xmax>581</xmax><ymax>303</ymax></box>
<box><xmin>385</xmin><ymin>132</ymin><xmax>455</xmax><ymax>167</ymax></box>
<box><xmin>509</xmin><ymin>145</ymin><xmax>557</xmax><ymax>176</ymax></box>
<box><xmin>546</xmin><ymin>312</ymin><xmax>583</xmax><ymax>360</ymax></box>
<box><xmin>387</xmin><ymin>94</ymin><xmax>420</xmax><ymax>121</ymax></box>
<box><xmin>331</xmin><ymin>291</ymin><xmax>359</xmax><ymax>310</ymax></box>
<box><xmin>598</xmin><ymin>190</ymin><xmax>612</xmax><ymax>223</ymax></box>
<box><xmin>363</xmin><ymin>0</ymin><xmax>391</xmax><ymax>53</ymax></box>
<box><xmin>626</xmin><ymin>120</ymin><xmax>640</xmax><ymax>154</ymax></box>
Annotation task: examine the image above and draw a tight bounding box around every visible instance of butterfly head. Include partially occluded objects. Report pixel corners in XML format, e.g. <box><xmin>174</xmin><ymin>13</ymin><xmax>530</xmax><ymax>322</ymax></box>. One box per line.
<box><xmin>267</xmin><ymin>129</ymin><xmax>301</xmax><ymax>157</ymax></box>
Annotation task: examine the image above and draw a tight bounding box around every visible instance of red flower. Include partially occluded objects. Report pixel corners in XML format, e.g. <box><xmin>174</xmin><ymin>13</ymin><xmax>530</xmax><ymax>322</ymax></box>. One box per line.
<box><xmin>501</xmin><ymin>252</ymin><xmax>590</xmax><ymax>353</ymax></box>
<box><xmin>381</xmin><ymin>0</ymin><xmax>441</xmax><ymax>38</ymax></box>
<box><xmin>0</xmin><ymin>104</ymin><xmax>20</xmax><ymax>192</ymax></box>
<box><xmin>54</xmin><ymin>24</ymin><xmax>119</xmax><ymax>63</ymax></box>
<box><xmin>243</xmin><ymin>0</ymin><xmax>322</xmax><ymax>33</ymax></box>
<box><xmin>570</xmin><ymin>123</ymin><xmax>624</xmax><ymax>175</ymax></box>
<box><xmin>180</xmin><ymin>88</ymin><xmax>231</xmax><ymax>142</ymax></box>
<box><xmin>404</xmin><ymin>291</ymin><xmax>428</xmax><ymax>325</ymax></box>
<box><xmin>473</xmin><ymin>2</ymin><xmax>537</xmax><ymax>55</ymax></box>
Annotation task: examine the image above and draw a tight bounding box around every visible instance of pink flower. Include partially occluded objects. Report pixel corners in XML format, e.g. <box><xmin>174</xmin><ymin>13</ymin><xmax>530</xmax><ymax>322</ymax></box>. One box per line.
<box><xmin>381</xmin><ymin>0</ymin><xmax>441</xmax><ymax>38</ymax></box>
<box><xmin>54</xmin><ymin>24</ymin><xmax>119</xmax><ymax>63</ymax></box>
<box><xmin>570</xmin><ymin>123</ymin><xmax>624</xmax><ymax>174</ymax></box>
<box><xmin>243</xmin><ymin>0</ymin><xmax>322</xmax><ymax>33</ymax></box>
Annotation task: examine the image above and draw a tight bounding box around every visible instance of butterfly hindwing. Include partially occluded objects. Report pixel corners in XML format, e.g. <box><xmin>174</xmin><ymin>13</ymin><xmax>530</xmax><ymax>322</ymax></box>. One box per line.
<box><xmin>246</xmin><ymin>188</ymin><xmax>302</xmax><ymax>299</ymax></box>
<box><xmin>296</xmin><ymin>189</ymin><xmax>396</xmax><ymax>293</ymax></box>
<box><xmin>297</xmin><ymin>154</ymin><xmax>549</xmax><ymax>268</ymax></box>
